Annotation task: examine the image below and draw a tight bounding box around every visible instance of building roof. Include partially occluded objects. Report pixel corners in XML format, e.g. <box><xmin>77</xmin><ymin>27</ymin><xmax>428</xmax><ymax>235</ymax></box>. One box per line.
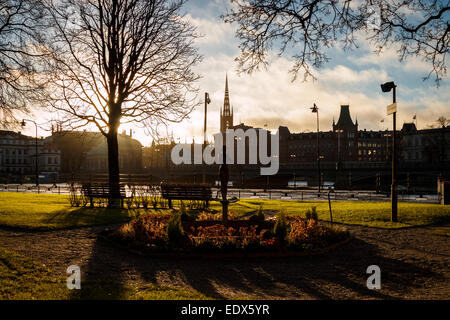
<box><xmin>335</xmin><ymin>105</ymin><xmax>355</xmax><ymax>130</ymax></box>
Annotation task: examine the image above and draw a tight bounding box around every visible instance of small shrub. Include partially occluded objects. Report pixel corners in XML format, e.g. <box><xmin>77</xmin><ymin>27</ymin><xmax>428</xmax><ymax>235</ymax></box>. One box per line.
<box><xmin>305</xmin><ymin>206</ymin><xmax>318</xmax><ymax>221</ymax></box>
<box><xmin>260</xmin><ymin>229</ymin><xmax>273</xmax><ymax>240</ymax></box>
<box><xmin>127</xmin><ymin>214</ymin><xmax>169</xmax><ymax>245</ymax></box>
<box><xmin>273</xmin><ymin>210</ymin><xmax>288</xmax><ymax>242</ymax></box>
<box><xmin>179</xmin><ymin>201</ymin><xmax>187</xmax><ymax>218</ymax></box>
<box><xmin>114</xmin><ymin>223</ymin><xmax>135</xmax><ymax>240</ymax></box>
<box><xmin>126</xmin><ymin>196</ymin><xmax>135</xmax><ymax>209</ymax></box>
<box><xmin>196</xmin><ymin>210</ymin><xmax>239</xmax><ymax>221</ymax></box>
<box><xmin>248</xmin><ymin>205</ymin><xmax>265</xmax><ymax>224</ymax></box>
<box><xmin>68</xmin><ymin>194</ymin><xmax>82</xmax><ymax>207</ymax></box>
<box><xmin>167</xmin><ymin>211</ymin><xmax>185</xmax><ymax>246</ymax></box>
<box><xmin>287</xmin><ymin>216</ymin><xmax>349</xmax><ymax>249</ymax></box>
<box><xmin>136</xmin><ymin>189</ymin><xmax>149</xmax><ymax>209</ymax></box>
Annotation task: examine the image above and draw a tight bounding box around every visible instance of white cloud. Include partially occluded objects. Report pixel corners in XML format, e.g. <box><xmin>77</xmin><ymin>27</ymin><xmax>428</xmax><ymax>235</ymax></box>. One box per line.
<box><xmin>319</xmin><ymin>65</ymin><xmax>389</xmax><ymax>84</ymax></box>
<box><xmin>184</xmin><ymin>14</ymin><xmax>235</xmax><ymax>46</ymax></box>
<box><xmin>352</xmin><ymin>38</ymin><xmax>434</xmax><ymax>75</ymax></box>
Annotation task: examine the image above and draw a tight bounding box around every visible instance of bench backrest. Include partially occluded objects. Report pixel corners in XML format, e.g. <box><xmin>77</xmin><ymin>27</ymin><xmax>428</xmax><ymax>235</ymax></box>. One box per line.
<box><xmin>160</xmin><ymin>184</ymin><xmax>212</xmax><ymax>200</ymax></box>
<box><xmin>81</xmin><ymin>184</ymin><xmax>127</xmax><ymax>197</ymax></box>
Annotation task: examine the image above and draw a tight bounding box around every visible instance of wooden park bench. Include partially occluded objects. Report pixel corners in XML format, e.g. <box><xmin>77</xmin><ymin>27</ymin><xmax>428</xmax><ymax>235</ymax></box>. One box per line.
<box><xmin>160</xmin><ymin>183</ymin><xmax>213</xmax><ymax>209</ymax></box>
<box><xmin>81</xmin><ymin>183</ymin><xmax>130</xmax><ymax>208</ymax></box>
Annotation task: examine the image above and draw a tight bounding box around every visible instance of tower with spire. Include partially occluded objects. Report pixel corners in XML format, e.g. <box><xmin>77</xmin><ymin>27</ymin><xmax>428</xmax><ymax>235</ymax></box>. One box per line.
<box><xmin>220</xmin><ymin>74</ymin><xmax>234</xmax><ymax>132</ymax></box>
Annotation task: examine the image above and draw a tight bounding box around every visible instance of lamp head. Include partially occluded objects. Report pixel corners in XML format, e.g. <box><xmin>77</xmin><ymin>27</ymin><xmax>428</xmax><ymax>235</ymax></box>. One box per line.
<box><xmin>381</xmin><ymin>81</ymin><xmax>396</xmax><ymax>92</ymax></box>
<box><xmin>310</xmin><ymin>103</ymin><xmax>318</xmax><ymax>113</ymax></box>
<box><xmin>20</xmin><ymin>120</ymin><xmax>26</xmax><ymax>127</ymax></box>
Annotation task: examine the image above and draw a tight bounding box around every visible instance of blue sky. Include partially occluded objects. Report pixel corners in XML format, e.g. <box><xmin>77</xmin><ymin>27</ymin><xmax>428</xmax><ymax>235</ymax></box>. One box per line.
<box><xmin>22</xmin><ymin>0</ymin><xmax>450</xmax><ymax>146</ymax></box>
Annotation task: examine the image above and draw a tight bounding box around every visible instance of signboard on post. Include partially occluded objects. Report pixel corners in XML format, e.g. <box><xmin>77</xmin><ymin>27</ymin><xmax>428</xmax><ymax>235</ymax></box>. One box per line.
<box><xmin>387</xmin><ymin>102</ymin><xmax>397</xmax><ymax>115</ymax></box>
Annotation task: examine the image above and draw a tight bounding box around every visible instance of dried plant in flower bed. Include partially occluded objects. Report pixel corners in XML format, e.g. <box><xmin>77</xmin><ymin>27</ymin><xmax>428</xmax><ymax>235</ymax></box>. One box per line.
<box><xmin>105</xmin><ymin>211</ymin><xmax>350</xmax><ymax>255</ymax></box>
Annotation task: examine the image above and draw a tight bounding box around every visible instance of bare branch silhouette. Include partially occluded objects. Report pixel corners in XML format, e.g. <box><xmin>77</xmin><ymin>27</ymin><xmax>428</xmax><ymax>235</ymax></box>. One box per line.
<box><xmin>0</xmin><ymin>0</ymin><xmax>50</xmax><ymax>128</ymax></box>
<box><xmin>224</xmin><ymin>0</ymin><xmax>449</xmax><ymax>84</ymax></box>
<box><xmin>42</xmin><ymin>0</ymin><xmax>202</xmax><ymax>197</ymax></box>
<box><xmin>363</xmin><ymin>0</ymin><xmax>449</xmax><ymax>86</ymax></box>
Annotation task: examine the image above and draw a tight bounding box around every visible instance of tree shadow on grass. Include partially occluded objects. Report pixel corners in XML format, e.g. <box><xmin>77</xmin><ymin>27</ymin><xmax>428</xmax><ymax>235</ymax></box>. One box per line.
<box><xmin>69</xmin><ymin>229</ymin><xmax>132</xmax><ymax>300</ymax></box>
<box><xmin>168</xmin><ymin>238</ymin><xmax>441</xmax><ymax>299</ymax></box>
<box><xmin>72</xmin><ymin>229</ymin><xmax>444</xmax><ymax>300</ymax></box>
<box><xmin>43</xmin><ymin>207</ymin><xmax>134</xmax><ymax>229</ymax></box>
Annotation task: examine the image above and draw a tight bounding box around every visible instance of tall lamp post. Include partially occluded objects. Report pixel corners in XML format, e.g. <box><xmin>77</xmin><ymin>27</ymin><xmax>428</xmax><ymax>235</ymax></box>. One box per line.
<box><xmin>311</xmin><ymin>103</ymin><xmax>321</xmax><ymax>193</ymax></box>
<box><xmin>381</xmin><ymin>81</ymin><xmax>398</xmax><ymax>222</ymax></box>
<box><xmin>203</xmin><ymin>92</ymin><xmax>211</xmax><ymax>184</ymax></box>
<box><xmin>21</xmin><ymin>119</ymin><xmax>39</xmax><ymax>186</ymax></box>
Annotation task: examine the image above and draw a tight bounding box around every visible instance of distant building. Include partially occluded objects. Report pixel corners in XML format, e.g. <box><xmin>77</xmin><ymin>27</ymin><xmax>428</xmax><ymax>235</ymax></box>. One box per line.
<box><xmin>283</xmin><ymin>105</ymin><xmax>359</xmax><ymax>163</ymax></box>
<box><xmin>49</xmin><ymin>130</ymin><xmax>142</xmax><ymax>174</ymax></box>
<box><xmin>142</xmin><ymin>139</ymin><xmax>176</xmax><ymax>170</ymax></box>
<box><xmin>400</xmin><ymin>122</ymin><xmax>449</xmax><ymax>164</ymax></box>
<box><xmin>0</xmin><ymin>130</ymin><xmax>60</xmax><ymax>181</ymax></box>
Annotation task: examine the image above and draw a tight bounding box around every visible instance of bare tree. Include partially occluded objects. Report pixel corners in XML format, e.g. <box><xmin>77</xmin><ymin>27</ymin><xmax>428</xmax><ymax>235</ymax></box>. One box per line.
<box><xmin>426</xmin><ymin>116</ymin><xmax>450</xmax><ymax>128</ymax></box>
<box><xmin>44</xmin><ymin>0</ymin><xmax>202</xmax><ymax>200</ymax></box>
<box><xmin>364</xmin><ymin>0</ymin><xmax>449</xmax><ymax>85</ymax></box>
<box><xmin>223</xmin><ymin>0</ymin><xmax>364</xmax><ymax>81</ymax></box>
<box><xmin>0</xmin><ymin>0</ymin><xmax>49</xmax><ymax>128</ymax></box>
<box><xmin>436</xmin><ymin>116</ymin><xmax>450</xmax><ymax>127</ymax></box>
<box><xmin>224</xmin><ymin>0</ymin><xmax>449</xmax><ymax>84</ymax></box>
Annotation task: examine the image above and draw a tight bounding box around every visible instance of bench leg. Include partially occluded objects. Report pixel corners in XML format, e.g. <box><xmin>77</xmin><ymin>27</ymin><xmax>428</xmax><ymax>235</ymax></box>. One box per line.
<box><xmin>168</xmin><ymin>199</ymin><xmax>172</xmax><ymax>209</ymax></box>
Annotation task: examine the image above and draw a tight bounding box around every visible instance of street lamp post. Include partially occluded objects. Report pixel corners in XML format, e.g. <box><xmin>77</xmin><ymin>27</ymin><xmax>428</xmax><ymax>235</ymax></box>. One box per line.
<box><xmin>381</xmin><ymin>81</ymin><xmax>398</xmax><ymax>222</ymax></box>
<box><xmin>21</xmin><ymin>119</ymin><xmax>39</xmax><ymax>186</ymax></box>
<box><xmin>203</xmin><ymin>92</ymin><xmax>211</xmax><ymax>184</ymax></box>
<box><xmin>311</xmin><ymin>103</ymin><xmax>321</xmax><ymax>194</ymax></box>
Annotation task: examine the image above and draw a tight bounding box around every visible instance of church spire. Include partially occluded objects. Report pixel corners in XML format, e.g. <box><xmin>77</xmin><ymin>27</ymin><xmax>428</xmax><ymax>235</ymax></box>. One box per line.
<box><xmin>223</xmin><ymin>74</ymin><xmax>231</xmax><ymax>116</ymax></box>
<box><xmin>220</xmin><ymin>74</ymin><xmax>234</xmax><ymax>132</ymax></box>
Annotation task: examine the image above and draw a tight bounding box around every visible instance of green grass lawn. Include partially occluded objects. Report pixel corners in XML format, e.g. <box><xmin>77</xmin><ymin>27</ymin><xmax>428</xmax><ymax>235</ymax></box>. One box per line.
<box><xmin>0</xmin><ymin>192</ymin><xmax>157</xmax><ymax>229</ymax></box>
<box><xmin>0</xmin><ymin>247</ymin><xmax>211</xmax><ymax>300</ymax></box>
<box><xmin>212</xmin><ymin>199</ymin><xmax>450</xmax><ymax>229</ymax></box>
<box><xmin>0</xmin><ymin>192</ymin><xmax>449</xmax><ymax>229</ymax></box>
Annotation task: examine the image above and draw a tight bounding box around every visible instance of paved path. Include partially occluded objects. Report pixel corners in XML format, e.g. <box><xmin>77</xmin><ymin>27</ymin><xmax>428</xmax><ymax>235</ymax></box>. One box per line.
<box><xmin>0</xmin><ymin>223</ymin><xmax>448</xmax><ymax>299</ymax></box>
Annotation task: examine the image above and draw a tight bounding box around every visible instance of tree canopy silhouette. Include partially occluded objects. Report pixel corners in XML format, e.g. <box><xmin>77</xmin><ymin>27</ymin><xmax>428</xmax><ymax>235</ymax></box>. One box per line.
<box><xmin>0</xmin><ymin>0</ymin><xmax>49</xmax><ymax>128</ymax></box>
<box><xmin>43</xmin><ymin>0</ymin><xmax>202</xmax><ymax>199</ymax></box>
<box><xmin>224</xmin><ymin>0</ymin><xmax>449</xmax><ymax>84</ymax></box>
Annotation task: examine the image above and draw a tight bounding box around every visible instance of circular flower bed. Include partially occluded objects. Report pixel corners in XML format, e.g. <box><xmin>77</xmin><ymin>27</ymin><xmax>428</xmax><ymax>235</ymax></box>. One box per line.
<box><xmin>104</xmin><ymin>210</ymin><xmax>350</xmax><ymax>256</ymax></box>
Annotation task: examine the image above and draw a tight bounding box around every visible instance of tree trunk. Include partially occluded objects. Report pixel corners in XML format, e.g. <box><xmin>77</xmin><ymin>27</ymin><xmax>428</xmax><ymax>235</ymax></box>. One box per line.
<box><xmin>106</xmin><ymin>130</ymin><xmax>121</xmax><ymax>207</ymax></box>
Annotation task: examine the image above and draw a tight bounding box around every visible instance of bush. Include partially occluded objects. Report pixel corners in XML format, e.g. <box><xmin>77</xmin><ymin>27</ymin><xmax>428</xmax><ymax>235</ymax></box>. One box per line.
<box><xmin>273</xmin><ymin>210</ymin><xmax>288</xmax><ymax>242</ymax></box>
<box><xmin>189</xmin><ymin>224</ymin><xmax>261</xmax><ymax>252</ymax></box>
<box><xmin>196</xmin><ymin>210</ymin><xmax>239</xmax><ymax>221</ymax></box>
<box><xmin>287</xmin><ymin>216</ymin><xmax>349</xmax><ymax>248</ymax></box>
<box><xmin>167</xmin><ymin>211</ymin><xmax>185</xmax><ymax>246</ymax></box>
<box><xmin>179</xmin><ymin>202</ymin><xmax>188</xmax><ymax>220</ymax></box>
<box><xmin>305</xmin><ymin>206</ymin><xmax>318</xmax><ymax>221</ymax></box>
